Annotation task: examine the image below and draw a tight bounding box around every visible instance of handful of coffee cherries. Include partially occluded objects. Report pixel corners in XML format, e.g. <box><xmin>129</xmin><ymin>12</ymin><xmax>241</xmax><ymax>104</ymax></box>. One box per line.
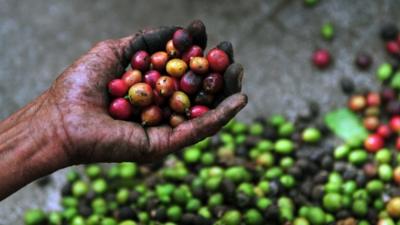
<box><xmin>108</xmin><ymin>20</ymin><xmax>242</xmax><ymax>127</ymax></box>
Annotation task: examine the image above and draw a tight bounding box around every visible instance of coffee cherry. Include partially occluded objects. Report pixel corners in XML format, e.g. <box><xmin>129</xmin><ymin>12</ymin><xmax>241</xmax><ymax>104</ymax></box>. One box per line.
<box><xmin>169</xmin><ymin>91</ymin><xmax>191</xmax><ymax>113</ymax></box>
<box><xmin>131</xmin><ymin>50</ymin><xmax>150</xmax><ymax>72</ymax></box>
<box><xmin>182</xmin><ymin>45</ymin><xmax>203</xmax><ymax>64</ymax></box>
<box><xmin>348</xmin><ymin>95</ymin><xmax>366</xmax><ymax>111</ymax></box>
<box><xmin>195</xmin><ymin>91</ymin><xmax>214</xmax><ymax>106</ymax></box>
<box><xmin>144</xmin><ymin>70</ymin><xmax>161</xmax><ymax>89</ymax></box>
<box><xmin>108</xmin><ymin>79</ymin><xmax>129</xmax><ymax>97</ymax></box>
<box><xmin>377</xmin><ymin>124</ymin><xmax>392</xmax><ymax>139</ymax></box>
<box><xmin>390</xmin><ymin>116</ymin><xmax>400</xmax><ymax>132</ymax></box>
<box><xmin>189</xmin><ymin>105</ymin><xmax>209</xmax><ymax>119</ymax></box>
<box><xmin>141</xmin><ymin>105</ymin><xmax>162</xmax><ymax>126</ymax></box>
<box><xmin>166</xmin><ymin>59</ymin><xmax>188</xmax><ymax>78</ymax></box>
<box><xmin>166</xmin><ymin>40</ymin><xmax>180</xmax><ymax>58</ymax></box>
<box><xmin>363</xmin><ymin>116</ymin><xmax>379</xmax><ymax>131</ymax></box>
<box><xmin>386</xmin><ymin>41</ymin><xmax>400</xmax><ymax>55</ymax></box>
<box><xmin>171</xmin><ymin>77</ymin><xmax>180</xmax><ymax>91</ymax></box>
<box><xmin>366</xmin><ymin>92</ymin><xmax>381</xmax><ymax>107</ymax></box>
<box><xmin>128</xmin><ymin>83</ymin><xmax>153</xmax><ymax>107</ymax></box>
<box><xmin>109</xmin><ymin>98</ymin><xmax>133</xmax><ymax>120</ymax></box>
<box><xmin>364</xmin><ymin>134</ymin><xmax>384</xmax><ymax>153</ymax></box>
<box><xmin>173</xmin><ymin>29</ymin><xmax>192</xmax><ymax>52</ymax></box>
<box><xmin>121</xmin><ymin>70</ymin><xmax>142</xmax><ymax>87</ymax></box>
<box><xmin>180</xmin><ymin>71</ymin><xmax>202</xmax><ymax>95</ymax></box>
<box><xmin>207</xmin><ymin>48</ymin><xmax>230</xmax><ymax>73</ymax></box>
<box><xmin>169</xmin><ymin>114</ymin><xmax>186</xmax><ymax>127</ymax></box>
<box><xmin>355</xmin><ymin>53</ymin><xmax>372</xmax><ymax>70</ymax></box>
<box><xmin>203</xmin><ymin>73</ymin><xmax>224</xmax><ymax>94</ymax></box>
<box><xmin>151</xmin><ymin>51</ymin><xmax>169</xmax><ymax>71</ymax></box>
<box><xmin>153</xmin><ymin>89</ymin><xmax>166</xmax><ymax>106</ymax></box>
<box><xmin>312</xmin><ymin>49</ymin><xmax>331</xmax><ymax>69</ymax></box>
<box><xmin>190</xmin><ymin>57</ymin><xmax>209</xmax><ymax>74</ymax></box>
<box><xmin>156</xmin><ymin>76</ymin><xmax>176</xmax><ymax>97</ymax></box>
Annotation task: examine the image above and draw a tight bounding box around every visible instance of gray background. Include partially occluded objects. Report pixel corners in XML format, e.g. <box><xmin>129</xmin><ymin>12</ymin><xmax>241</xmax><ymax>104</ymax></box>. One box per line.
<box><xmin>1</xmin><ymin>0</ymin><xmax>399</xmax><ymax>224</ymax></box>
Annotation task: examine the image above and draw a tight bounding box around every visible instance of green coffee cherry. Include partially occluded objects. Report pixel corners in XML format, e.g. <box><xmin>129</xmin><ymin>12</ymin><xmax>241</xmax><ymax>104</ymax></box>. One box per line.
<box><xmin>72</xmin><ymin>180</ymin><xmax>89</xmax><ymax>198</ymax></box>
<box><xmin>302</xmin><ymin>127</ymin><xmax>321</xmax><ymax>143</ymax></box>
<box><xmin>119</xmin><ymin>221</ymin><xmax>137</xmax><ymax>225</ymax></box>
<box><xmin>257</xmin><ymin>140</ymin><xmax>273</xmax><ymax>152</ymax></box>
<box><xmin>280</xmin><ymin>157</ymin><xmax>294</xmax><ymax>169</ymax></box>
<box><xmin>87</xmin><ymin>215</ymin><xmax>101</xmax><ymax>225</ymax></box>
<box><xmin>249</xmin><ymin>123</ymin><xmax>264</xmax><ymax>136</ymax></box>
<box><xmin>85</xmin><ymin>165</ymin><xmax>101</xmax><ymax>178</ymax></box>
<box><xmin>66</xmin><ymin>170</ymin><xmax>80</xmax><ymax>183</ymax></box>
<box><xmin>278</xmin><ymin>122</ymin><xmax>295</xmax><ymax>137</ymax></box>
<box><xmin>293</xmin><ymin>217</ymin><xmax>310</xmax><ymax>225</ymax></box>
<box><xmin>306</xmin><ymin>207</ymin><xmax>325</xmax><ymax>225</ymax></box>
<box><xmin>224</xmin><ymin>166</ymin><xmax>251</xmax><ymax>183</ymax></box>
<box><xmin>61</xmin><ymin>197</ymin><xmax>78</xmax><ymax>208</ymax></box>
<box><xmin>24</xmin><ymin>209</ymin><xmax>46</xmax><ymax>225</ymax></box>
<box><xmin>186</xmin><ymin>198</ymin><xmax>202</xmax><ymax>212</ymax></box>
<box><xmin>304</xmin><ymin>0</ymin><xmax>319</xmax><ymax>7</ymax></box>
<box><xmin>232</xmin><ymin>122</ymin><xmax>247</xmax><ymax>134</ymax></box>
<box><xmin>92</xmin><ymin>178</ymin><xmax>107</xmax><ymax>194</ymax></box>
<box><xmin>198</xmin><ymin>207</ymin><xmax>212</xmax><ymax>219</ymax></box>
<box><xmin>256</xmin><ymin>197</ymin><xmax>272</xmax><ymax>210</ymax></box>
<box><xmin>391</xmin><ymin>72</ymin><xmax>400</xmax><ymax>90</ymax></box>
<box><xmin>183</xmin><ymin>147</ymin><xmax>201</xmax><ymax>163</ymax></box>
<box><xmin>334</xmin><ymin>145</ymin><xmax>350</xmax><ymax>159</ymax></box>
<box><xmin>377</xmin><ymin>63</ymin><xmax>393</xmax><ymax>81</ymax></box>
<box><xmin>274</xmin><ymin>139</ymin><xmax>294</xmax><ymax>154</ymax></box>
<box><xmin>48</xmin><ymin>212</ymin><xmax>62</xmax><ymax>225</ymax></box>
<box><xmin>379</xmin><ymin>164</ymin><xmax>393</xmax><ymax>182</ymax></box>
<box><xmin>167</xmin><ymin>205</ymin><xmax>182</xmax><ymax>222</ymax></box>
<box><xmin>119</xmin><ymin>162</ymin><xmax>137</xmax><ymax>179</ymax></box>
<box><xmin>265</xmin><ymin>167</ymin><xmax>283</xmax><ymax>179</ymax></box>
<box><xmin>366</xmin><ymin>180</ymin><xmax>384</xmax><ymax>195</ymax></box>
<box><xmin>221</xmin><ymin>210</ymin><xmax>241</xmax><ymax>225</ymax></box>
<box><xmin>280</xmin><ymin>175</ymin><xmax>296</xmax><ymax>188</ymax></box>
<box><xmin>342</xmin><ymin>181</ymin><xmax>357</xmax><ymax>195</ymax></box>
<box><xmin>201</xmin><ymin>152</ymin><xmax>215</xmax><ymax>166</ymax></box>
<box><xmin>208</xmin><ymin>193</ymin><xmax>224</xmax><ymax>208</ymax></box>
<box><xmin>348</xmin><ymin>149</ymin><xmax>368</xmax><ymax>165</ymax></box>
<box><xmin>269</xmin><ymin>115</ymin><xmax>286</xmax><ymax>127</ymax></box>
<box><xmin>244</xmin><ymin>209</ymin><xmax>263</xmax><ymax>225</ymax></box>
<box><xmin>116</xmin><ymin>188</ymin><xmax>130</xmax><ymax>204</ymax></box>
<box><xmin>321</xmin><ymin>22</ymin><xmax>334</xmax><ymax>40</ymax></box>
<box><xmin>323</xmin><ymin>193</ymin><xmax>342</xmax><ymax>212</ymax></box>
<box><xmin>101</xmin><ymin>218</ymin><xmax>117</xmax><ymax>225</ymax></box>
<box><xmin>91</xmin><ymin>198</ymin><xmax>107</xmax><ymax>215</ymax></box>
<box><xmin>71</xmin><ymin>216</ymin><xmax>85</xmax><ymax>225</ymax></box>
<box><xmin>352</xmin><ymin>199</ymin><xmax>368</xmax><ymax>216</ymax></box>
<box><xmin>376</xmin><ymin>148</ymin><xmax>392</xmax><ymax>164</ymax></box>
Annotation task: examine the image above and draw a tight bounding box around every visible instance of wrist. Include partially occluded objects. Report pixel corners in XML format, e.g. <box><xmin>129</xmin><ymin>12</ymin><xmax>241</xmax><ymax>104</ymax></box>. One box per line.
<box><xmin>0</xmin><ymin>91</ymin><xmax>69</xmax><ymax>199</ymax></box>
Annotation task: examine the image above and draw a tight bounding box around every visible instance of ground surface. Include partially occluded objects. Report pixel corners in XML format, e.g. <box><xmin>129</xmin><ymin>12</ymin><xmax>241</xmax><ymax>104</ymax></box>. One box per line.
<box><xmin>1</xmin><ymin>0</ymin><xmax>400</xmax><ymax>224</ymax></box>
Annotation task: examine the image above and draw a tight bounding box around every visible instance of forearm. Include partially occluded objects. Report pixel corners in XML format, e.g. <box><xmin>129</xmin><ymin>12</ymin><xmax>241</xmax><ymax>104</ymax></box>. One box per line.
<box><xmin>0</xmin><ymin>92</ymin><xmax>68</xmax><ymax>200</ymax></box>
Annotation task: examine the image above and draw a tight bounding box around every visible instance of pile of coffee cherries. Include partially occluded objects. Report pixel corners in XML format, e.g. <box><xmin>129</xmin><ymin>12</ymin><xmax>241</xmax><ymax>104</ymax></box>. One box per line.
<box><xmin>107</xmin><ymin>26</ymin><xmax>232</xmax><ymax>127</ymax></box>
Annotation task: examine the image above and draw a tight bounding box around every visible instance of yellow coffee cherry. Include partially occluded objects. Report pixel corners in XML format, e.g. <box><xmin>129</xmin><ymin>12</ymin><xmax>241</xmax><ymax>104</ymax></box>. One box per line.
<box><xmin>166</xmin><ymin>59</ymin><xmax>187</xmax><ymax>78</ymax></box>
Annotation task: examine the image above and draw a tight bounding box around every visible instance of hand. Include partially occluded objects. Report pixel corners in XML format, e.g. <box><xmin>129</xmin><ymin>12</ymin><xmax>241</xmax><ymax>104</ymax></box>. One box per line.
<box><xmin>0</xmin><ymin>21</ymin><xmax>246</xmax><ymax>199</ymax></box>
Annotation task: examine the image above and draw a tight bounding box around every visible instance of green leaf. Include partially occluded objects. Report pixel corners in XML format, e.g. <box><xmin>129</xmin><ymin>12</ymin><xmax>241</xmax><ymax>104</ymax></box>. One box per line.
<box><xmin>324</xmin><ymin>108</ymin><xmax>368</xmax><ymax>143</ymax></box>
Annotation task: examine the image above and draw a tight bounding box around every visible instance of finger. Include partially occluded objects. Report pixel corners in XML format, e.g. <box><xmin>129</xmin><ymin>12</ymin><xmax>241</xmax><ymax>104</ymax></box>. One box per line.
<box><xmin>168</xmin><ymin>93</ymin><xmax>247</xmax><ymax>152</ymax></box>
<box><xmin>223</xmin><ymin>63</ymin><xmax>244</xmax><ymax>96</ymax></box>
<box><xmin>187</xmin><ymin>20</ymin><xmax>207</xmax><ymax>49</ymax></box>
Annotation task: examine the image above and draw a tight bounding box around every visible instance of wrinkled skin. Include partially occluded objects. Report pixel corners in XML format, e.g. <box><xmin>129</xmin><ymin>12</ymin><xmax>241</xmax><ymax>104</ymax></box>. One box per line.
<box><xmin>0</xmin><ymin>21</ymin><xmax>247</xmax><ymax>200</ymax></box>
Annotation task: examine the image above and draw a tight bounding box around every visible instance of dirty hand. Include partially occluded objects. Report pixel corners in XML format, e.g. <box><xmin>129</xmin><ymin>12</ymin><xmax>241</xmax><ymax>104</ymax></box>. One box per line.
<box><xmin>0</xmin><ymin>20</ymin><xmax>247</xmax><ymax>199</ymax></box>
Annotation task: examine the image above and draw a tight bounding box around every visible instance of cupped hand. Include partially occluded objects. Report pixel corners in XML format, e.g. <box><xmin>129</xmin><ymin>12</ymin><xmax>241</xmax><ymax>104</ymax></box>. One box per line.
<box><xmin>45</xmin><ymin>21</ymin><xmax>247</xmax><ymax>165</ymax></box>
